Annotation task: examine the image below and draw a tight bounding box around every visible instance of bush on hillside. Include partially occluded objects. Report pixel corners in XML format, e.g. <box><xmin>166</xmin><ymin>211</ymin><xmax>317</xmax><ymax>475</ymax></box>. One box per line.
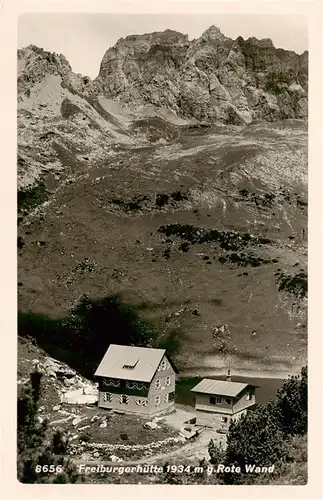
<box><xmin>275</xmin><ymin>366</ymin><xmax>307</xmax><ymax>436</ymax></box>
<box><xmin>17</xmin><ymin>371</ymin><xmax>79</xmax><ymax>483</ymax></box>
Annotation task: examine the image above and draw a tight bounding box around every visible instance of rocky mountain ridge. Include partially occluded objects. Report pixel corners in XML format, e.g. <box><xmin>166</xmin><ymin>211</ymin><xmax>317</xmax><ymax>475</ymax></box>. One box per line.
<box><xmin>17</xmin><ymin>26</ymin><xmax>308</xmax><ymax>190</ymax></box>
<box><xmin>96</xmin><ymin>25</ymin><xmax>308</xmax><ymax>124</ymax></box>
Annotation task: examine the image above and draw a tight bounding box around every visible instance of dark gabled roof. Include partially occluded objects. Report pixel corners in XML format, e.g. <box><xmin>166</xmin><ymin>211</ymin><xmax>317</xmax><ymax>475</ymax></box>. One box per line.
<box><xmin>94</xmin><ymin>344</ymin><xmax>176</xmax><ymax>382</ymax></box>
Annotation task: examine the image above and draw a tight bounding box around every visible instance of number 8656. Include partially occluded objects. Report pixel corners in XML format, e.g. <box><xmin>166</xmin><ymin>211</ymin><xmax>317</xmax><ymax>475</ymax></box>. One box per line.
<box><xmin>35</xmin><ymin>465</ymin><xmax>63</xmax><ymax>473</ymax></box>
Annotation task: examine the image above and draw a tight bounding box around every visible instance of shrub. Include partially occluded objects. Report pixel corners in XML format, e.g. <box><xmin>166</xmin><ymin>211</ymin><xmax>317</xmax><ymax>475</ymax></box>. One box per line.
<box><xmin>275</xmin><ymin>367</ymin><xmax>307</xmax><ymax>437</ymax></box>
<box><xmin>18</xmin><ymin>236</ymin><xmax>25</xmax><ymax>250</ymax></box>
<box><xmin>17</xmin><ymin>371</ymin><xmax>79</xmax><ymax>483</ymax></box>
<box><xmin>156</xmin><ymin>194</ymin><xmax>169</xmax><ymax>208</ymax></box>
<box><xmin>276</xmin><ymin>272</ymin><xmax>307</xmax><ymax>298</ymax></box>
<box><xmin>18</xmin><ymin>183</ymin><xmax>49</xmax><ymax>213</ymax></box>
<box><xmin>79</xmin><ymin>431</ymin><xmax>91</xmax><ymax>443</ymax></box>
<box><xmin>239</xmin><ymin>188</ymin><xmax>249</xmax><ymax>198</ymax></box>
<box><xmin>157</xmin><ymin>224</ymin><xmax>272</xmax><ymax>251</ymax></box>
<box><xmin>179</xmin><ymin>242</ymin><xmax>190</xmax><ymax>253</ymax></box>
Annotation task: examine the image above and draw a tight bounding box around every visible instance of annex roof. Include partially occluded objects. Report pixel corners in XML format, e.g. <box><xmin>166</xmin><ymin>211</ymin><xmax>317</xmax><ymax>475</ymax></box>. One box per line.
<box><xmin>94</xmin><ymin>344</ymin><xmax>168</xmax><ymax>382</ymax></box>
<box><xmin>190</xmin><ymin>378</ymin><xmax>254</xmax><ymax>397</ymax></box>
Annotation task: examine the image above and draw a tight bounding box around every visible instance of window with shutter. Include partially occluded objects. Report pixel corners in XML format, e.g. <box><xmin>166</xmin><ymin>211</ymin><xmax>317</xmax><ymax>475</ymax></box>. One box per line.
<box><xmin>165</xmin><ymin>376</ymin><xmax>171</xmax><ymax>386</ymax></box>
<box><xmin>155</xmin><ymin>396</ymin><xmax>160</xmax><ymax>406</ymax></box>
<box><xmin>164</xmin><ymin>393</ymin><xmax>169</xmax><ymax>403</ymax></box>
<box><xmin>155</xmin><ymin>379</ymin><xmax>161</xmax><ymax>390</ymax></box>
<box><xmin>168</xmin><ymin>391</ymin><xmax>175</xmax><ymax>401</ymax></box>
<box><xmin>119</xmin><ymin>395</ymin><xmax>129</xmax><ymax>404</ymax></box>
<box><xmin>102</xmin><ymin>392</ymin><xmax>112</xmax><ymax>402</ymax></box>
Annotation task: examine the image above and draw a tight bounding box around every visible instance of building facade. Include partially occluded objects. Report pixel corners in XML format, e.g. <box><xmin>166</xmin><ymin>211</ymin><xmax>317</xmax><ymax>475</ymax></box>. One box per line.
<box><xmin>94</xmin><ymin>344</ymin><xmax>177</xmax><ymax>415</ymax></box>
<box><xmin>191</xmin><ymin>377</ymin><xmax>257</xmax><ymax>428</ymax></box>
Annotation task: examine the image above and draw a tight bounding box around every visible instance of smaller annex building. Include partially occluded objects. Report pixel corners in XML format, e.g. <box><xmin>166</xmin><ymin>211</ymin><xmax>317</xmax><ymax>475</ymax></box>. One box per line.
<box><xmin>191</xmin><ymin>375</ymin><xmax>257</xmax><ymax>428</ymax></box>
<box><xmin>94</xmin><ymin>344</ymin><xmax>178</xmax><ymax>415</ymax></box>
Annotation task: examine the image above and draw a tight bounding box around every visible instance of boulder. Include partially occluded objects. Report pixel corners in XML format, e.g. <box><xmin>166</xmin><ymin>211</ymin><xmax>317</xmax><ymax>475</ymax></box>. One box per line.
<box><xmin>143</xmin><ymin>421</ymin><xmax>158</xmax><ymax>430</ymax></box>
<box><xmin>63</xmin><ymin>377</ymin><xmax>76</xmax><ymax>387</ymax></box>
<box><xmin>72</xmin><ymin>417</ymin><xmax>83</xmax><ymax>426</ymax></box>
<box><xmin>78</xmin><ymin>424</ymin><xmax>90</xmax><ymax>432</ymax></box>
<box><xmin>43</xmin><ymin>358</ymin><xmax>76</xmax><ymax>379</ymax></box>
<box><xmin>82</xmin><ymin>385</ymin><xmax>97</xmax><ymax>395</ymax></box>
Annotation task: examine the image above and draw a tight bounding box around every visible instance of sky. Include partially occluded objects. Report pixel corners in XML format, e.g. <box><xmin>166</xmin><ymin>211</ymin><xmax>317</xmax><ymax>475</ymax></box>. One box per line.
<box><xmin>18</xmin><ymin>13</ymin><xmax>308</xmax><ymax>79</ymax></box>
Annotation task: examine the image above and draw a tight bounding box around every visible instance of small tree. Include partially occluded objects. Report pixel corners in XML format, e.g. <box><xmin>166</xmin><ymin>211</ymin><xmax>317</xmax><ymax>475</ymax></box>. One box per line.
<box><xmin>17</xmin><ymin>371</ymin><xmax>79</xmax><ymax>483</ymax></box>
<box><xmin>208</xmin><ymin>439</ymin><xmax>225</xmax><ymax>465</ymax></box>
<box><xmin>275</xmin><ymin>366</ymin><xmax>307</xmax><ymax>436</ymax></box>
<box><xmin>219</xmin><ymin>402</ymin><xmax>287</xmax><ymax>484</ymax></box>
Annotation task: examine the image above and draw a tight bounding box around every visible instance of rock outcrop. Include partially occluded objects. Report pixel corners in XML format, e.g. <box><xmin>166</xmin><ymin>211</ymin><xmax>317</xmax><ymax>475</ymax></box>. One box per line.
<box><xmin>95</xmin><ymin>25</ymin><xmax>308</xmax><ymax>124</ymax></box>
<box><xmin>17</xmin><ymin>45</ymin><xmax>136</xmax><ymax>190</ymax></box>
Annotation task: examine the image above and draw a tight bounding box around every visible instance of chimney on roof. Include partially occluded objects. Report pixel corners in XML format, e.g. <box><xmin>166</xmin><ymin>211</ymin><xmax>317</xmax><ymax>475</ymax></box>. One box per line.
<box><xmin>226</xmin><ymin>368</ymin><xmax>231</xmax><ymax>382</ymax></box>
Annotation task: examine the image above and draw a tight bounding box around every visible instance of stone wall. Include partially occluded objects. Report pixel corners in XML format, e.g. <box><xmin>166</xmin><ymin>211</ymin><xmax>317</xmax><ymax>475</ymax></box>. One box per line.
<box><xmin>68</xmin><ymin>435</ymin><xmax>186</xmax><ymax>458</ymax></box>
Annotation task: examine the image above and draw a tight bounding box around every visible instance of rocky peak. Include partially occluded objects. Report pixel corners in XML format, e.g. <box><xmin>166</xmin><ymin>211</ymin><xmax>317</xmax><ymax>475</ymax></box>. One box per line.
<box><xmin>18</xmin><ymin>44</ymin><xmax>72</xmax><ymax>96</ymax></box>
<box><xmin>199</xmin><ymin>24</ymin><xmax>228</xmax><ymax>43</ymax></box>
<box><xmin>18</xmin><ymin>44</ymin><xmax>71</xmax><ymax>73</ymax></box>
<box><xmin>95</xmin><ymin>25</ymin><xmax>308</xmax><ymax>124</ymax></box>
<box><xmin>245</xmin><ymin>36</ymin><xmax>275</xmax><ymax>48</ymax></box>
<box><xmin>147</xmin><ymin>29</ymin><xmax>189</xmax><ymax>45</ymax></box>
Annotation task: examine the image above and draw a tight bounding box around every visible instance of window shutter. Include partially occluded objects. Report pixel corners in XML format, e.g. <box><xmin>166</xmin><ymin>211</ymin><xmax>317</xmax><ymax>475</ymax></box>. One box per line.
<box><xmin>102</xmin><ymin>392</ymin><xmax>112</xmax><ymax>402</ymax></box>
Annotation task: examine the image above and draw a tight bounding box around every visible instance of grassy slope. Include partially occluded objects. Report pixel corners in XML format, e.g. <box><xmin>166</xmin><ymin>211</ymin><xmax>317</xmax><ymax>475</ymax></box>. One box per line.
<box><xmin>18</xmin><ymin>118</ymin><xmax>307</xmax><ymax>375</ymax></box>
